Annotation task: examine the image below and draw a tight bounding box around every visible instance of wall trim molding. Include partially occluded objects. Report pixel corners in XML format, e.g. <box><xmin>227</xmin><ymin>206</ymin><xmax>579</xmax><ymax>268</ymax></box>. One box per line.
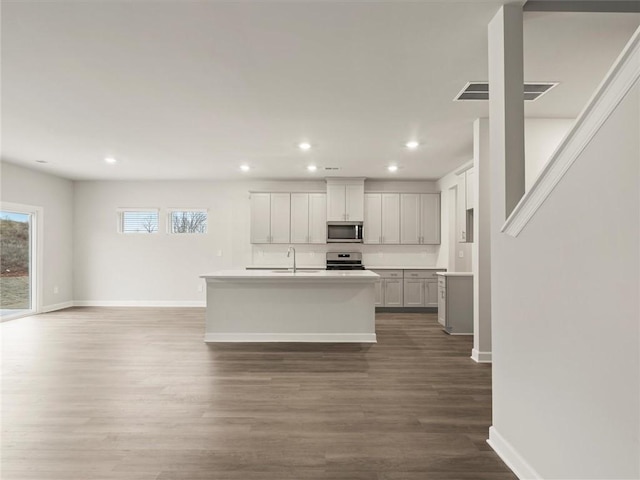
<box><xmin>502</xmin><ymin>26</ymin><xmax>640</xmax><ymax>237</ymax></box>
<box><xmin>41</xmin><ymin>301</ymin><xmax>74</xmax><ymax>313</ymax></box>
<box><xmin>204</xmin><ymin>333</ymin><xmax>377</xmax><ymax>343</ymax></box>
<box><xmin>488</xmin><ymin>426</ymin><xmax>542</xmax><ymax>480</ymax></box>
<box><xmin>471</xmin><ymin>348</ymin><xmax>492</xmax><ymax>363</ymax></box>
<box><xmin>74</xmin><ymin>300</ymin><xmax>206</xmax><ymax>308</ymax></box>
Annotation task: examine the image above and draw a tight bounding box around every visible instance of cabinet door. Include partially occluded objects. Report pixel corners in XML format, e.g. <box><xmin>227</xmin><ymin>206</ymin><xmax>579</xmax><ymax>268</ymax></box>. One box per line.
<box><xmin>308</xmin><ymin>193</ymin><xmax>327</xmax><ymax>244</ymax></box>
<box><xmin>345</xmin><ymin>184</ymin><xmax>364</xmax><ymax>221</ymax></box>
<box><xmin>270</xmin><ymin>193</ymin><xmax>291</xmax><ymax>244</ymax></box>
<box><xmin>250</xmin><ymin>193</ymin><xmax>271</xmax><ymax>243</ymax></box>
<box><xmin>364</xmin><ymin>194</ymin><xmax>382</xmax><ymax>244</ymax></box>
<box><xmin>403</xmin><ymin>279</ymin><xmax>425</xmax><ymax>307</ymax></box>
<box><xmin>374</xmin><ymin>279</ymin><xmax>384</xmax><ymax>307</ymax></box>
<box><xmin>327</xmin><ymin>184</ymin><xmax>346</xmax><ymax>221</ymax></box>
<box><xmin>465</xmin><ymin>168</ymin><xmax>475</xmax><ymax>210</ymax></box>
<box><xmin>437</xmin><ymin>278</ymin><xmax>446</xmax><ymax>326</ymax></box>
<box><xmin>425</xmin><ymin>280</ymin><xmax>438</xmax><ymax>307</ymax></box>
<box><xmin>290</xmin><ymin>193</ymin><xmax>309</xmax><ymax>244</ymax></box>
<box><xmin>421</xmin><ymin>193</ymin><xmax>441</xmax><ymax>245</ymax></box>
<box><xmin>381</xmin><ymin>193</ymin><xmax>400</xmax><ymax>244</ymax></box>
<box><xmin>457</xmin><ymin>175</ymin><xmax>467</xmax><ymax>242</ymax></box>
<box><xmin>400</xmin><ymin>193</ymin><xmax>420</xmax><ymax>244</ymax></box>
<box><xmin>384</xmin><ymin>279</ymin><xmax>403</xmax><ymax>307</ymax></box>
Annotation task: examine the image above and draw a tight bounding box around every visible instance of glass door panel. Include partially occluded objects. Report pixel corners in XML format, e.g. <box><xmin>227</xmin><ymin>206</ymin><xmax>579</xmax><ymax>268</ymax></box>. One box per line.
<box><xmin>1</xmin><ymin>211</ymin><xmax>32</xmax><ymax>319</ymax></box>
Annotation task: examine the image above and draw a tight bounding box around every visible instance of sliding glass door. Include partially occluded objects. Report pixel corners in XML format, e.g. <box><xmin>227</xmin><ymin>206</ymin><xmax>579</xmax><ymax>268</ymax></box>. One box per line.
<box><xmin>0</xmin><ymin>209</ymin><xmax>34</xmax><ymax>320</ymax></box>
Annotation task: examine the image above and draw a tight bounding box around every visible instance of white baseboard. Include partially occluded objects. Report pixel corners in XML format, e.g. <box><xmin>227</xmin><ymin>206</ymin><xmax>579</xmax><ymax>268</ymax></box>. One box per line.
<box><xmin>471</xmin><ymin>348</ymin><xmax>492</xmax><ymax>363</ymax></box>
<box><xmin>204</xmin><ymin>333</ymin><xmax>377</xmax><ymax>343</ymax></box>
<box><xmin>41</xmin><ymin>301</ymin><xmax>74</xmax><ymax>313</ymax></box>
<box><xmin>487</xmin><ymin>426</ymin><xmax>542</xmax><ymax>480</ymax></box>
<box><xmin>74</xmin><ymin>300</ymin><xmax>206</xmax><ymax>307</ymax></box>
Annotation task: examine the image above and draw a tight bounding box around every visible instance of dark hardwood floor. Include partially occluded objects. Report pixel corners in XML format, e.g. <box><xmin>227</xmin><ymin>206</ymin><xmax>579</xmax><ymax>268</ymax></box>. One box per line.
<box><xmin>1</xmin><ymin>308</ymin><xmax>516</xmax><ymax>480</ymax></box>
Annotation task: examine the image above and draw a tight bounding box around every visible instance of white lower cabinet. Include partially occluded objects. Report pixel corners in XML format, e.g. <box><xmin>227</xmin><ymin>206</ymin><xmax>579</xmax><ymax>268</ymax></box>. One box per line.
<box><xmin>372</xmin><ymin>269</ymin><xmax>445</xmax><ymax>308</ymax></box>
<box><xmin>437</xmin><ymin>274</ymin><xmax>473</xmax><ymax>334</ymax></box>
<box><xmin>371</xmin><ymin>270</ymin><xmax>403</xmax><ymax>307</ymax></box>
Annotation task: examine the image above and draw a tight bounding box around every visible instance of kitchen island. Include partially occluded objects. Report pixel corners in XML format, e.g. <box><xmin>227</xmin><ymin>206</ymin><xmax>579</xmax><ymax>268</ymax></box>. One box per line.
<box><xmin>200</xmin><ymin>270</ymin><xmax>379</xmax><ymax>343</ymax></box>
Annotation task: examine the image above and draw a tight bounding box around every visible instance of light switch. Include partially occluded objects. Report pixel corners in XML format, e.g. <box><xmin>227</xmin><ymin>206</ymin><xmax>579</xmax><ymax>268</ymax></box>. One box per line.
<box><xmin>458</xmin><ymin>250</ymin><xmax>464</xmax><ymax>258</ymax></box>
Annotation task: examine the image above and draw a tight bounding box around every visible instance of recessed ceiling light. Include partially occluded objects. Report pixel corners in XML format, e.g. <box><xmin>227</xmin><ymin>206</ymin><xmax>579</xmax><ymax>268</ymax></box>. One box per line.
<box><xmin>298</xmin><ymin>142</ymin><xmax>311</xmax><ymax>151</ymax></box>
<box><xmin>405</xmin><ymin>141</ymin><xmax>419</xmax><ymax>149</ymax></box>
<box><xmin>388</xmin><ymin>165</ymin><xmax>398</xmax><ymax>172</ymax></box>
<box><xmin>240</xmin><ymin>164</ymin><xmax>250</xmax><ymax>172</ymax></box>
<box><xmin>104</xmin><ymin>157</ymin><xmax>117</xmax><ymax>164</ymax></box>
<box><xmin>307</xmin><ymin>165</ymin><xmax>317</xmax><ymax>172</ymax></box>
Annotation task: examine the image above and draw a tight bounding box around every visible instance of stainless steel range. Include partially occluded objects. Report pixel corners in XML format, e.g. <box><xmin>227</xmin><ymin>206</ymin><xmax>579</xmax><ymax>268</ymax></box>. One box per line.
<box><xmin>326</xmin><ymin>252</ymin><xmax>365</xmax><ymax>270</ymax></box>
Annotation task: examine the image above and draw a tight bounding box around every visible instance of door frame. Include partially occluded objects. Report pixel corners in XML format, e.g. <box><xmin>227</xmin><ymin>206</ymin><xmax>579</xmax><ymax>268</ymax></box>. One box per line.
<box><xmin>0</xmin><ymin>201</ymin><xmax>43</xmax><ymax>321</ymax></box>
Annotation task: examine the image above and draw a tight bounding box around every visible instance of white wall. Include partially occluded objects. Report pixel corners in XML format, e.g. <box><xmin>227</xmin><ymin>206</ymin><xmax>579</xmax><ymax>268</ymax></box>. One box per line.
<box><xmin>73</xmin><ymin>179</ymin><xmax>442</xmax><ymax>304</ymax></box>
<box><xmin>490</xmin><ymin>81</ymin><xmax>639</xmax><ymax>478</ymax></box>
<box><xmin>0</xmin><ymin>162</ymin><xmax>74</xmax><ymax>310</ymax></box>
<box><xmin>524</xmin><ymin>118</ymin><xmax>574</xmax><ymax>191</ymax></box>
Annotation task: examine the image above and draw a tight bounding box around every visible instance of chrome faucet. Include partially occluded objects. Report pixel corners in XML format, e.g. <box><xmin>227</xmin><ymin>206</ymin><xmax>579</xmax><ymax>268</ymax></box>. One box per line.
<box><xmin>287</xmin><ymin>246</ymin><xmax>297</xmax><ymax>273</ymax></box>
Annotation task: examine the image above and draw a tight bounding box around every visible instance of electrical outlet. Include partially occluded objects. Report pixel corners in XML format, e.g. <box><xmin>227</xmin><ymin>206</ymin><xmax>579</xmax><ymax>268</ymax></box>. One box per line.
<box><xmin>458</xmin><ymin>250</ymin><xmax>464</xmax><ymax>258</ymax></box>
<box><xmin>216</xmin><ymin>250</ymin><xmax>222</xmax><ymax>257</ymax></box>
<box><xmin>197</xmin><ymin>284</ymin><xmax>204</xmax><ymax>293</ymax></box>
<box><xmin>53</xmin><ymin>286</ymin><xmax>59</xmax><ymax>294</ymax></box>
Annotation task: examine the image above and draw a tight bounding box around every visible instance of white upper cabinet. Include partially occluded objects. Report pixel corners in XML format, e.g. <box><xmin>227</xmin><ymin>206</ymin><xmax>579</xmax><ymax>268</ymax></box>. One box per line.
<box><xmin>365</xmin><ymin>193</ymin><xmax>399</xmax><ymax>244</ymax></box>
<box><xmin>327</xmin><ymin>184</ymin><xmax>347</xmax><ymax>221</ymax></box>
<box><xmin>326</xmin><ymin>179</ymin><xmax>364</xmax><ymax>221</ymax></box>
<box><xmin>345</xmin><ymin>184</ymin><xmax>364</xmax><ymax>221</ymax></box>
<box><xmin>308</xmin><ymin>193</ymin><xmax>327</xmax><ymax>244</ymax></box>
<box><xmin>399</xmin><ymin>193</ymin><xmax>440</xmax><ymax>244</ymax></box>
<box><xmin>269</xmin><ymin>193</ymin><xmax>291</xmax><ymax>244</ymax></box>
<box><xmin>250</xmin><ymin>193</ymin><xmax>290</xmax><ymax>244</ymax></box>
<box><xmin>420</xmin><ymin>193</ymin><xmax>440</xmax><ymax>244</ymax></box>
<box><xmin>364</xmin><ymin>194</ymin><xmax>382</xmax><ymax>244</ymax></box>
<box><xmin>290</xmin><ymin>193</ymin><xmax>310</xmax><ymax>244</ymax></box>
<box><xmin>250</xmin><ymin>193</ymin><xmax>271</xmax><ymax>244</ymax></box>
<box><xmin>381</xmin><ymin>193</ymin><xmax>400</xmax><ymax>244</ymax></box>
<box><xmin>265</xmin><ymin>192</ymin><xmax>326</xmax><ymax>245</ymax></box>
<box><xmin>400</xmin><ymin>193</ymin><xmax>420</xmax><ymax>244</ymax></box>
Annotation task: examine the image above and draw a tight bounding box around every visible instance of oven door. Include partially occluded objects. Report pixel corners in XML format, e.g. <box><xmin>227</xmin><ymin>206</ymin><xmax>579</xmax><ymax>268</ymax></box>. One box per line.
<box><xmin>327</xmin><ymin>222</ymin><xmax>363</xmax><ymax>243</ymax></box>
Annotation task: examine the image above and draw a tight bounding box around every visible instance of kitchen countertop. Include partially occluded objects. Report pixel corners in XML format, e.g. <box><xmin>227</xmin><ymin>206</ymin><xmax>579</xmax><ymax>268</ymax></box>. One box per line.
<box><xmin>202</xmin><ymin>270</ymin><xmax>379</xmax><ymax>281</ymax></box>
<box><xmin>436</xmin><ymin>272</ymin><xmax>473</xmax><ymax>276</ymax></box>
<box><xmin>245</xmin><ymin>265</ymin><xmax>324</xmax><ymax>270</ymax></box>
<box><xmin>367</xmin><ymin>266</ymin><xmax>447</xmax><ymax>270</ymax></box>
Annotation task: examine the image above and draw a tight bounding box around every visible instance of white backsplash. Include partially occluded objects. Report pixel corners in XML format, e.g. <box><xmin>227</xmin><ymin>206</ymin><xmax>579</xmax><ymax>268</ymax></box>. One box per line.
<box><xmin>250</xmin><ymin>244</ymin><xmax>441</xmax><ymax>268</ymax></box>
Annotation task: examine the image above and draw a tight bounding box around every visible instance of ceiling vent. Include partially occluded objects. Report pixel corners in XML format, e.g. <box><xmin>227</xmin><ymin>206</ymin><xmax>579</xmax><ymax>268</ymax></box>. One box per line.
<box><xmin>454</xmin><ymin>82</ymin><xmax>558</xmax><ymax>101</ymax></box>
<box><xmin>324</xmin><ymin>167</ymin><xmax>340</xmax><ymax>171</ymax></box>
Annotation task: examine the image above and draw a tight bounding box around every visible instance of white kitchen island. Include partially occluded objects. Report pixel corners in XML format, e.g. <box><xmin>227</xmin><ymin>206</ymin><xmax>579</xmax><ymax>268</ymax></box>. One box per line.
<box><xmin>200</xmin><ymin>270</ymin><xmax>379</xmax><ymax>343</ymax></box>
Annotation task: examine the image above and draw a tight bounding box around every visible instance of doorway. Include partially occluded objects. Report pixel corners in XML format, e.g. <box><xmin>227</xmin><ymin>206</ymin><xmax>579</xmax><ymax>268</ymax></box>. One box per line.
<box><xmin>1</xmin><ymin>203</ymin><xmax>40</xmax><ymax>321</ymax></box>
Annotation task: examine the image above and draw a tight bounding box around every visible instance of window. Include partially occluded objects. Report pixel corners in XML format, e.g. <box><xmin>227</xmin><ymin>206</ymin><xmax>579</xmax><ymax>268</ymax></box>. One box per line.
<box><xmin>169</xmin><ymin>210</ymin><xmax>207</xmax><ymax>234</ymax></box>
<box><xmin>119</xmin><ymin>209</ymin><xmax>159</xmax><ymax>234</ymax></box>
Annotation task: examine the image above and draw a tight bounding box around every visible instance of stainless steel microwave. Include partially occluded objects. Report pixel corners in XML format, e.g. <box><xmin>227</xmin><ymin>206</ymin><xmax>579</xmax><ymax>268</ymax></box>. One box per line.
<box><xmin>327</xmin><ymin>222</ymin><xmax>363</xmax><ymax>243</ymax></box>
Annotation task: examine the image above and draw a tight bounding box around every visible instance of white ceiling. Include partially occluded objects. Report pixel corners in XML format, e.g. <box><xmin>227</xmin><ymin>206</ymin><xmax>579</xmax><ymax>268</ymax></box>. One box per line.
<box><xmin>2</xmin><ymin>2</ymin><xmax>638</xmax><ymax>181</ymax></box>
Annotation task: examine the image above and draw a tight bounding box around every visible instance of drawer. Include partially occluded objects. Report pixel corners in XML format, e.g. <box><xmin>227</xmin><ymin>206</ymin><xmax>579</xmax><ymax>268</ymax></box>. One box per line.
<box><xmin>405</xmin><ymin>269</ymin><xmax>444</xmax><ymax>280</ymax></box>
<box><xmin>370</xmin><ymin>269</ymin><xmax>403</xmax><ymax>279</ymax></box>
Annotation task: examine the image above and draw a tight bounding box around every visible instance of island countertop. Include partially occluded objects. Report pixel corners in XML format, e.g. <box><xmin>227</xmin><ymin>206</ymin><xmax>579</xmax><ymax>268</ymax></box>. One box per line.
<box><xmin>201</xmin><ymin>269</ymin><xmax>380</xmax><ymax>281</ymax></box>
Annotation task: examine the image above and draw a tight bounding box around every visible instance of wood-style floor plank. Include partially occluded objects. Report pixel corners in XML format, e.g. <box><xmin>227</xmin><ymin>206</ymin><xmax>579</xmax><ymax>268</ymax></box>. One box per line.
<box><xmin>1</xmin><ymin>307</ymin><xmax>516</xmax><ymax>480</ymax></box>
